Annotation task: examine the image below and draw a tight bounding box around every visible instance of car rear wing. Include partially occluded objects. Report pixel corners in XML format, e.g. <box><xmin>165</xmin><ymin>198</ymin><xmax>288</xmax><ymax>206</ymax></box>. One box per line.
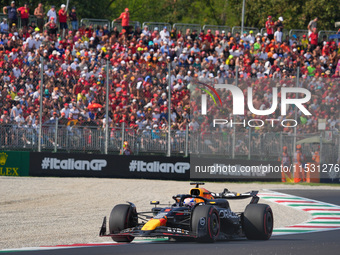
<box><xmin>208</xmin><ymin>190</ymin><xmax>259</xmax><ymax>203</ymax></box>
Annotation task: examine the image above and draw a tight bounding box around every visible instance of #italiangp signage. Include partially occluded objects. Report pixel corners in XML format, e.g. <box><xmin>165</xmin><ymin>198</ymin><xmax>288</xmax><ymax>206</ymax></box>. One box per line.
<box><xmin>0</xmin><ymin>151</ymin><xmax>30</xmax><ymax>176</ymax></box>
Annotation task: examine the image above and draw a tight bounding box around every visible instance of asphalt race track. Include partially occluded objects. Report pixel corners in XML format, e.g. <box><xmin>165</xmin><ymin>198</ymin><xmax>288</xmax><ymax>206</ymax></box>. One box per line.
<box><xmin>3</xmin><ymin>189</ymin><xmax>340</xmax><ymax>255</ymax></box>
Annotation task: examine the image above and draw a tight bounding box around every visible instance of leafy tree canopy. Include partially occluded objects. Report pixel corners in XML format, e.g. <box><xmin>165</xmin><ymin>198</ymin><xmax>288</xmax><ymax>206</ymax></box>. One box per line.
<box><xmin>1</xmin><ymin>0</ymin><xmax>338</xmax><ymax>31</ymax></box>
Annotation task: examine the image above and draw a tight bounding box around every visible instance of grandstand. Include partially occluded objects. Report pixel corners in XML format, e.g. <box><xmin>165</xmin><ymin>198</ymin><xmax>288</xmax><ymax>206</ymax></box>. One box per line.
<box><xmin>0</xmin><ymin>6</ymin><xmax>339</xmax><ymax>163</ymax></box>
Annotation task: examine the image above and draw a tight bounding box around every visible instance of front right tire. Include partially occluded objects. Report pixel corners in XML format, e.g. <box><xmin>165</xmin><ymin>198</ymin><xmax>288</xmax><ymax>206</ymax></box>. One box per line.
<box><xmin>109</xmin><ymin>204</ymin><xmax>137</xmax><ymax>242</ymax></box>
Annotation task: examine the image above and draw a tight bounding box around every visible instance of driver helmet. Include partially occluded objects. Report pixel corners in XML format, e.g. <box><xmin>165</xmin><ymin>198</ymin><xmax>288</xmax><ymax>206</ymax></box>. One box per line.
<box><xmin>183</xmin><ymin>198</ymin><xmax>196</xmax><ymax>207</ymax></box>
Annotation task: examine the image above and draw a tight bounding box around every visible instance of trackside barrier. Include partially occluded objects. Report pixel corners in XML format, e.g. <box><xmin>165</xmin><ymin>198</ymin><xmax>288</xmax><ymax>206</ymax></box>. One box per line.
<box><xmin>232</xmin><ymin>26</ymin><xmax>259</xmax><ymax>35</ymax></box>
<box><xmin>318</xmin><ymin>30</ymin><xmax>338</xmax><ymax>41</ymax></box>
<box><xmin>289</xmin><ymin>29</ymin><xmax>308</xmax><ymax>39</ymax></box>
<box><xmin>173</xmin><ymin>23</ymin><xmax>201</xmax><ymax>33</ymax></box>
<box><xmin>202</xmin><ymin>25</ymin><xmax>231</xmax><ymax>34</ymax></box>
<box><xmin>80</xmin><ymin>19</ymin><xmax>111</xmax><ymax>30</ymax></box>
<box><xmin>29</xmin><ymin>152</ymin><xmax>282</xmax><ymax>181</ymax></box>
<box><xmin>0</xmin><ymin>151</ymin><xmax>29</xmax><ymax>176</ymax></box>
<box><xmin>111</xmin><ymin>21</ymin><xmax>141</xmax><ymax>31</ymax></box>
<box><xmin>30</xmin><ymin>152</ymin><xmax>190</xmax><ymax>180</ymax></box>
<box><xmin>142</xmin><ymin>22</ymin><xmax>171</xmax><ymax>32</ymax></box>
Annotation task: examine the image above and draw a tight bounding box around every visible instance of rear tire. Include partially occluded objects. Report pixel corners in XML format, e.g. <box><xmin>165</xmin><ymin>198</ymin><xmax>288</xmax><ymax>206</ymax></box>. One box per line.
<box><xmin>191</xmin><ymin>205</ymin><xmax>220</xmax><ymax>242</ymax></box>
<box><xmin>243</xmin><ymin>204</ymin><xmax>273</xmax><ymax>240</ymax></box>
<box><xmin>109</xmin><ymin>204</ymin><xmax>137</xmax><ymax>242</ymax></box>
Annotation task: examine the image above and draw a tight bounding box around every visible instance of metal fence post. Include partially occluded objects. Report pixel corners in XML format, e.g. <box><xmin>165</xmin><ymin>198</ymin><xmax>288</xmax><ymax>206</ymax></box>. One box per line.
<box><xmin>62</xmin><ymin>0</ymin><xmax>70</xmax><ymax>38</ymax></box>
<box><xmin>99</xmin><ymin>128</ymin><xmax>103</xmax><ymax>153</ymax></box>
<box><xmin>66</xmin><ymin>125</ymin><xmax>69</xmax><ymax>152</ymax></box>
<box><xmin>280</xmin><ymin>131</ymin><xmax>283</xmax><ymax>156</ymax></box>
<box><xmin>38</xmin><ymin>57</ymin><xmax>44</xmax><ymax>152</ymax></box>
<box><xmin>136</xmin><ymin>139</ymin><xmax>139</xmax><ymax>155</ymax></box>
<box><xmin>293</xmin><ymin>67</ymin><xmax>300</xmax><ymax>158</ymax></box>
<box><xmin>54</xmin><ymin>118</ymin><xmax>58</xmax><ymax>152</ymax></box>
<box><xmin>232</xmin><ymin>66</ymin><xmax>239</xmax><ymax>159</ymax></box>
<box><xmin>232</xmin><ymin>119</ymin><xmax>236</xmax><ymax>159</ymax></box>
<box><xmin>248</xmin><ymin>128</ymin><xmax>251</xmax><ymax>160</ymax></box>
<box><xmin>105</xmin><ymin>59</ymin><xmax>109</xmax><ymax>154</ymax></box>
<box><xmin>120</xmin><ymin>122</ymin><xmax>125</xmax><ymax>154</ymax></box>
<box><xmin>320</xmin><ymin>132</ymin><xmax>323</xmax><ymax>164</ymax></box>
<box><xmin>185</xmin><ymin>125</ymin><xmax>189</xmax><ymax>157</ymax></box>
<box><xmin>241</xmin><ymin>0</ymin><xmax>245</xmax><ymax>35</ymax></box>
<box><xmin>167</xmin><ymin>62</ymin><xmax>171</xmax><ymax>157</ymax></box>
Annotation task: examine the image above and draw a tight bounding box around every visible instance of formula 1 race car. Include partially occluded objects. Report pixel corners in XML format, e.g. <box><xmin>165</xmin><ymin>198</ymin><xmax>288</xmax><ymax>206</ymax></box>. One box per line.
<box><xmin>99</xmin><ymin>183</ymin><xmax>273</xmax><ymax>242</ymax></box>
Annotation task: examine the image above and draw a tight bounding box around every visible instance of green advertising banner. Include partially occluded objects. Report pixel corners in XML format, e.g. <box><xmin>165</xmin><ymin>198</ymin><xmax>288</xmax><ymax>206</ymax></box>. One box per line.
<box><xmin>0</xmin><ymin>151</ymin><xmax>30</xmax><ymax>176</ymax></box>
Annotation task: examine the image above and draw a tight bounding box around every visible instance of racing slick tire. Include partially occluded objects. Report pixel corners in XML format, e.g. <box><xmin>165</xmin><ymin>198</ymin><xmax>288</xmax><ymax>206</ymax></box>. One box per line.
<box><xmin>109</xmin><ymin>204</ymin><xmax>137</xmax><ymax>242</ymax></box>
<box><xmin>243</xmin><ymin>203</ymin><xmax>273</xmax><ymax>240</ymax></box>
<box><xmin>191</xmin><ymin>205</ymin><xmax>220</xmax><ymax>242</ymax></box>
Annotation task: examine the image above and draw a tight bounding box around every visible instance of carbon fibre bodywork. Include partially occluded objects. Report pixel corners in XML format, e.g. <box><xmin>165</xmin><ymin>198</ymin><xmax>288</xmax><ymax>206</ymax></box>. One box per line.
<box><xmin>99</xmin><ymin>183</ymin><xmax>272</xmax><ymax>242</ymax></box>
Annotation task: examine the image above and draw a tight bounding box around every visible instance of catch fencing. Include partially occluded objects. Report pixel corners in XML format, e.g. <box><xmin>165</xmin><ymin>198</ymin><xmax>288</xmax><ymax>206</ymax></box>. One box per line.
<box><xmin>0</xmin><ymin>125</ymin><xmax>338</xmax><ymax>163</ymax></box>
<box><xmin>318</xmin><ymin>30</ymin><xmax>338</xmax><ymax>40</ymax></box>
<box><xmin>260</xmin><ymin>27</ymin><xmax>289</xmax><ymax>38</ymax></box>
<box><xmin>289</xmin><ymin>29</ymin><xmax>308</xmax><ymax>39</ymax></box>
<box><xmin>173</xmin><ymin>23</ymin><xmax>202</xmax><ymax>33</ymax></box>
<box><xmin>112</xmin><ymin>20</ymin><xmax>141</xmax><ymax>31</ymax></box>
<box><xmin>232</xmin><ymin>26</ymin><xmax>259</xmax><ymax>35</ymax></box>
<box><xmin>202</xmin><ymin>25</ymin><xmax>231</xmax><ymax>35</ymax></box>
<box><xmin>142</xmin><ymin>22</ymin><xmax>171</xmax><ymax>32</ymax></box>
<box><xmin>80</xmin><ymin>19</ymin><xmax>111</xmax><ymax>30</ymax></box>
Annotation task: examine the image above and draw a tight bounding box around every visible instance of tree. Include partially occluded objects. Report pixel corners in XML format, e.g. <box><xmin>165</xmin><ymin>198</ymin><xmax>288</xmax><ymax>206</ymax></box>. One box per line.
<box><xmin>228</xmin><ymin>0</ymin><xmax>340</xmax><ymax>30</ymax></box>
<box><xmin>0</xmin><ymin>0</ymin><xmax>337</xmax><ymax>31</ymax></box>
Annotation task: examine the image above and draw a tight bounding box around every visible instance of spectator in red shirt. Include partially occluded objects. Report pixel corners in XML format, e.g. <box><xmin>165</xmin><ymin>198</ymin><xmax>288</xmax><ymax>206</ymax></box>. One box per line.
<box><xmin>204</xmin><ymin>29</ymin><xmax>214</xmax><ymax>43</ymax></box>
<box><xmin>114</xmin><ymin>8</ymin><xmax>129</xmax><ymax>34</ymax></box>
<box><xmin>266</xmin><ymin>16</ymin><xmax>275</xmax><ymax>40</ymax></box>
<box><xmin>44</xmin><ymin>17</ymin><xmax>57</xmax><ymax>37</ymax></box>
<box><xmin>322</xmin><ymin>42</ymin><xmax>330</xmax><ymax>56</ymax></box>
<box><xmin>17</xmin><ymin>3</ymin><xmax>29</xmax><ymax>30</ymax></box>
<box><xmin>309</xmin><ymin>27</ymin><xmax>318</xmax><ymax>50</ymax></box>
<box><xmin>58</xmin><ymin>4</ymin><xmax>68</xmax><ymax>31</ymax></box>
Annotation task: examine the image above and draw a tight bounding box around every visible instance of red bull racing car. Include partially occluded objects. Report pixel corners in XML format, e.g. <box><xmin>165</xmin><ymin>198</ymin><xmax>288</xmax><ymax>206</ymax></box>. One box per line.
<box><xmin>99</xmin><ymin>183</ymin><xmax>273</xmax><ymax>242</ymax></box>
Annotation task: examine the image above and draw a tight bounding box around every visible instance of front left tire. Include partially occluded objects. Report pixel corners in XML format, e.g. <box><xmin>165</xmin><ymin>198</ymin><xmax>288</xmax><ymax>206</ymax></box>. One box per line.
<box><xmin>191</xmin><ymin>205</ymin><xmax>220</xmax><ymax>242</ymax></box>
<box><xmin>109</xmin><ymin>204</ymin><xmax>137</xmax><ymax>242</ymax></box>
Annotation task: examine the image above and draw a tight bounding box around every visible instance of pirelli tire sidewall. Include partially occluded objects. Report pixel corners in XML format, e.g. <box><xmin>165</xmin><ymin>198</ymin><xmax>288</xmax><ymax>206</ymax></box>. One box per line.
<box><xmin>191</xmin><ymin>205</ymin><xmax>220</xmax><ymax>242</ymax></box>
<box><xmin>109</xmin><ymin>204</ymin><xmax>137</xmax><ymax>242</ymax></box>
<box><xmin>243</xmin><ymin>203</ymin><xmax>273</xmax><ymax>240</ymax></box>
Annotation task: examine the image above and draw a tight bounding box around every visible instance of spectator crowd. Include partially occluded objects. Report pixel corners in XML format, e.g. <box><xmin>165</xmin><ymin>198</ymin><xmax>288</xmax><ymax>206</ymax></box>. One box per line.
<box><xmin>0</xmin><ymin>2</ymin><xmax>339</xmax><ymax>148</ymax></box>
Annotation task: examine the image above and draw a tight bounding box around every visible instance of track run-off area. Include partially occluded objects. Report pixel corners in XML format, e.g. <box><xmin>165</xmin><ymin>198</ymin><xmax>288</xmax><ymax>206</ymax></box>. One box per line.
<box><xmin>2</xmin><ymin>189</ymin><xmax>340</xmax><ymax>255</ymax></box>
